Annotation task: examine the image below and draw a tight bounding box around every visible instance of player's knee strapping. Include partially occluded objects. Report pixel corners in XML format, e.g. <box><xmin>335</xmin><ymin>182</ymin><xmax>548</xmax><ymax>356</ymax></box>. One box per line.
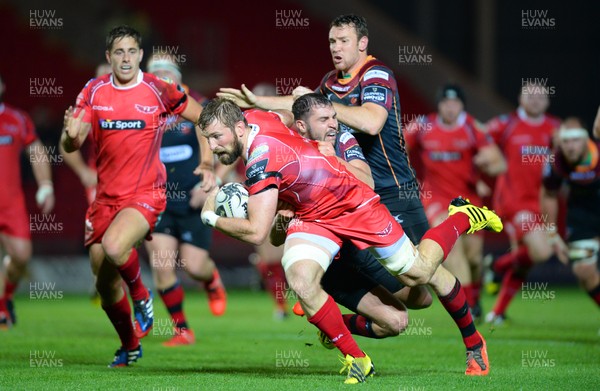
<box><xmin>370</xmin><ymin>235</ymin><xmax>418</xmax><ymax>275</ymax></box>
<box><xmin>569</xmin><ymin>239</ymin><xmax>599</xmax><ymax>265</ymax></box>
<box><xmin>281</xmin><ymin>244</ymin><xmax>332</xmax><ymax>272</ymax></box>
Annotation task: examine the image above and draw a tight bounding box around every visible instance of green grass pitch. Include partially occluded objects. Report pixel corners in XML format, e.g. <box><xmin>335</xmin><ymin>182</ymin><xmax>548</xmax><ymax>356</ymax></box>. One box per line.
<box><xmin>1</xmin><ymin>287</ymin><xmax>599</xmax><ymax>390</ymax></box>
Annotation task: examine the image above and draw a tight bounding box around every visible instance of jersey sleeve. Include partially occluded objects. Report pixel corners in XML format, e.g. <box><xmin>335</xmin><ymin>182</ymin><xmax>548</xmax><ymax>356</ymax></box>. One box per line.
<box><xmin>74</xmin><ymin>79</ymin><xmax>94</xmax><ymax>123</ymax></box>
<box><xmin>18</xmin><ymin>109</ymin><xmax>38</xmax><ymax>146</ymax></box>
<box><xmin>337</xmin><ymin>132</ymin><xmax>367</xmax><ymax>163</ymax></box>
<box><xmin>154</xmin><ymin>77</ymin><xmax>188</xmax><ymax>115</ymax></box>
<box><xmin>359</xmin><ymin>67</ymin><xmax>395</xmax><ymax>111</ymax></box>
<box><xmin>244</xmin><ymin>138</ymin><xmax>282</xmax><ymax>196</ymax></box>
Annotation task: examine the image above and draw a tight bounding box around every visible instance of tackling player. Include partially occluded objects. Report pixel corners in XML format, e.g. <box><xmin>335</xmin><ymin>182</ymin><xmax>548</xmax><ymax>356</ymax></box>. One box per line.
<box><xmin>198</xmin><ymin>98</ymin><xmax>501</xmax><ymax>383</ymax></box>
<box><xmin>0</xmin><ymin>74</ymin><xmax>55</xmax><ymax>328</ymax></box>
<box><xmin>288</xmin><ymin>93</ymin><xmax>432</xmax><ymax>341</ymax></box>
<box><xmin>60</xmin><ymin>26</ymin><xmax>215</xmax><ymax>367</ymax></box>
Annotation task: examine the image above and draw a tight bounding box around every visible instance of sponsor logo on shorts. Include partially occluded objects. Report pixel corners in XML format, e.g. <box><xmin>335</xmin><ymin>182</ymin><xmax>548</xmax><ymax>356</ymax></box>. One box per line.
<box><xmin>99</xmin><ymin>119</ymin><xmax>146</xmax><ymax>130</ymax></box>
<box><xmin>376</xmin><ymin>221</ymin><xmax>394</xmax><ymax>237</ymax></box>
<box><xmin>137</xmin><ymin>202</ymin><xmax>156</xmax><ymax>212</ymax></box>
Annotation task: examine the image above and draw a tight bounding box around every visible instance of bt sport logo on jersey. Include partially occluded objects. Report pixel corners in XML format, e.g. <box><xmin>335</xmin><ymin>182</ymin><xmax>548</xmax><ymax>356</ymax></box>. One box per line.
<box><xmin>99</xmin><ymin>119</ymin><xmax>146</xmax><ymax>130</ymax></box>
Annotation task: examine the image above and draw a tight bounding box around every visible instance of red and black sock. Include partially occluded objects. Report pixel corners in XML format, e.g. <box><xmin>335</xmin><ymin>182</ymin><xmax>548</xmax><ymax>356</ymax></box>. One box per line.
<box><xmin>3</xmin><ymin>279</ymin><xmax>17</xmax><ymax>300</ymax></box>
<box><xmin>308</xmin><ymin>296</ymin><xmax>364</xmax><ymax>358</ymax></box>
<box><xmin>422</xmin><ymin>213</ymin><xmax>471</xmax><ymax>259</ymax></box>
<box><xmin>587</xmin><ymin>283</ymin><xmax>600</xmax><ymax>307</ymax></box>
<box><xmin>102</xmin><ymin>295</ymin><xmax>139</xmax><ymax>350</ymax></box>
<box><xmin>342</xmin><ymin>314</ymin><xmax>381</xmax><ymax>339</ymax></box>
<box><xmin>117</xmin><ymin>249</ymin><xmax>148</xmax><ymax>301</ymax></box>
<box><xmin>493</xmin><ymin>268</ymin><xmax>527</xmax><ymax>316</ymax></box>
<box><xmin>158</xmin><ymin>281</ymin><xmax>188</xmax><ymax>330</ymax></box>
<box><xmin>463</xmin><ymin>283</ymin><xmax>476</xmax><ymax>308</ymax></box>
<box><xmin>438</xmin><ymin>278</ymin><xmax>482</xmax><ymax>350</ymax></box>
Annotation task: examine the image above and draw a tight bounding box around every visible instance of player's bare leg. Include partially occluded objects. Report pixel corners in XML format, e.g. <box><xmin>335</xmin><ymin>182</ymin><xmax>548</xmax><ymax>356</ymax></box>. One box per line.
<box><xmin>283</xmin><ymin>237</ymin><xmax>373</xmax><ymax>384</ymax></box>
<box><xmin>102</xmin><ymin>207</ymin><xmax>153</xmax><ymax>338</ymax></box>
<box><xmin>353</xmin><ymin>286</ymin><xmax>409</xmax><ymax>337</ymax></box>
<box><xmin>0</xmin><ymin>234</ymin><xmax>31</xmax><ymax>328</ymax></box>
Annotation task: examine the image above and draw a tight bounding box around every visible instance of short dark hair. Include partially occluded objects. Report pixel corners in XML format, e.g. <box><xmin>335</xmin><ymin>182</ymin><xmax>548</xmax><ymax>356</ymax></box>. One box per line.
<box><xmin>106</xmin><ymin>25</ymin><xmax>142</xmax><ymax>52</ymax></box>
<box><xmin>292</xmin><ymin>93</ymin><xmax>333</xmax><ymax>121</ymax></box>
<box><xmin>330</xmin><ymin>14</ymin><xmax>368</xmax><ymax>39</ymax></box>
<box><xmin>198</xmin><ymin>99</ymin><xmax>247</xmax><ymax>131</ymax></box>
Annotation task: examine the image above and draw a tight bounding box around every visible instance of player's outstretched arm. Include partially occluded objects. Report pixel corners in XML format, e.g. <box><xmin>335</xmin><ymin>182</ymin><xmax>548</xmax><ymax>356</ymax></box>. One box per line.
<box><xmin>332</xmin><ymin>101</ymin><xmax>388</xmax><ymax>136</ymax></box>
<box><xmin>27</xmin><ymin>140</ymin><xmax>55</xmax><ymax>214</ymax></box>
<box><xmin>217</xmin><ymin>84</ymin><xmax>294</xmax><ymax>111</ymax></box>
<box><xmin>317</xmin><ymin>141</ymin><xmax>374</xmax><ymax>189</ymax></box>
<box><xmin>61</xmin><ymin>106</ymin><xmax>90</xmax><ymax>153</ymax></box>
<box><xmin>202</xmin><ymin>187</ymin><xmax>279</xmax><ymax>246</ymax></box>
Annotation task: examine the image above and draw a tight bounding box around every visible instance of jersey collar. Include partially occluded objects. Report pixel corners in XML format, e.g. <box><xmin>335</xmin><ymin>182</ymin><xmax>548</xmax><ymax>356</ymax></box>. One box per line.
<box><xmin>110</xmin><ymin>70</ymin><xmax>143</xmax><ymax>90</ymax></box>
<box><xmin>337</xmin><ymin>55</ymin><xmax>375</xmax><ymax>85</ymax></box>
<box><xmin>244</xmin><ymin>124</ymin><xmax>260</xmax><ymax>161</ymax></box>
<box><xmin>436</xmin><ymin>111</ymin><xmax>467</xmax><ymax>130</ymax></box>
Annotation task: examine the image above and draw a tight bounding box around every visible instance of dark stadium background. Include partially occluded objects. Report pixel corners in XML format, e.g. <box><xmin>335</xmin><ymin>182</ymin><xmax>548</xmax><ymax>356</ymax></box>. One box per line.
<box><xmin>1</xmin><ymin>0</ymin><xmax>598</xmax><ymax>287</ymax></box>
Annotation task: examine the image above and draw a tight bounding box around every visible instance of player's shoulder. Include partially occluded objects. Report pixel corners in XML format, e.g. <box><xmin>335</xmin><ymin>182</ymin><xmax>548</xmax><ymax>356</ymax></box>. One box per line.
<box><xmin>464</xmin><ymin>113</ymin><xmax>485</xmax><ymax>132</ymax></box>
<box><xmin>80</xmin><ymin>74</ymin><xmax>110</xmax><ymax>95</ymax></box>
<box><xmin>2</xmin><ymin>104</ymin><xmax>33</xmax><ymax>124</ymax></box>
<box><xmin>142</xmin><ymin>72</ymin><xmax>185</xmax><ymax>93</ymax></box>
<box><xmin>244</xmin><ymin>109</ymin><xmax>281</xmax><ymax>123</ymax></box>
<box><xmin>486</xmin><ymin>112</ymin><xmax>513</xmax><ymax>129</ymax></box>
<box><xmin>361</xmin><ymin>59</ymin><xmax>395</xmax><ymax>84</ymax></box>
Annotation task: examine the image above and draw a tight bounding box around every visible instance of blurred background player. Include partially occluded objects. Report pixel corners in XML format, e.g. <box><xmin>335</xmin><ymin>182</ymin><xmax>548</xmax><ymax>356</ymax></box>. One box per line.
<box><xmin>404</xmin><ymin>83</ymin><xmax>505</xmax><ymax>321</ymax></box>
<box><xmin>144</xmin><ymin>56</ymin><xmax>226</xmax><ymax>347</ymax></box>
<box><xmin>0</xmin><ymin>74</ymin><xmax>55</xmax><ymax>328</ymax></box>
<box><xmin>61</xmin><ymin>26</ymin><xmax>215</xmax><ymax>367</ymax></box>
<box><xmin>479</xmin><ymin>82</ymin><xmax>561</xmax><ymax>325</ymax></box>
<box><xmin>541</xmin><ymin>117</ymin><xmax>600</xmax><ymax>309</ymax></box>
<box><xmin>218</xmin><ymin>14</ymin><xmax>491</xmax><ymax>375</ymax></box>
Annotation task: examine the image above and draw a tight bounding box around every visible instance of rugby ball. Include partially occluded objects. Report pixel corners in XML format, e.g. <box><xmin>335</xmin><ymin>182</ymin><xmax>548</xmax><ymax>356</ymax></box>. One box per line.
<box><xmin>215</xmin><ymin>183</ymin><xmax>249</xmax><ymax>219</ymax></box>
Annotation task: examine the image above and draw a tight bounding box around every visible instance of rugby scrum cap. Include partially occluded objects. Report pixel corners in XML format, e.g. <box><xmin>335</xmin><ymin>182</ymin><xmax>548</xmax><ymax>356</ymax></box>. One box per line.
<box><xmin>437</xmin><ymin>83</ymin><xmax>466</xmax><ymax>106</ymax></box>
